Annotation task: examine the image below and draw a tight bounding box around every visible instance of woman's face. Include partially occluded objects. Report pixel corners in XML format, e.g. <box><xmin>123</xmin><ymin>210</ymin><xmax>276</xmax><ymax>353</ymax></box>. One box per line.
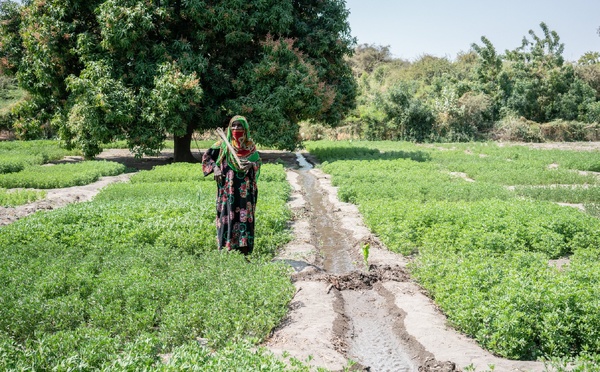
<box><xmin>231</xmin><ymin>121</ymin><xmax>244</xmax><ymax>131</ymax></box>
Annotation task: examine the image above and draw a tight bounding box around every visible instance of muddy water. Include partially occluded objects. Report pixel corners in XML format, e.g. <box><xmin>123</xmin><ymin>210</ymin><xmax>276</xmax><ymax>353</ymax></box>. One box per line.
<box><xmin>295</xmin><ymin>153</ymin><xmax>357</xmax><ymax>274</ymax></box>
<box><xmin>344</xmin><ymin>289</ymin><xmax>416</xmax><ymax>372</ymax></box>
<box><xmin>295</xmin><ymin>152</ymin><xmax>418</xmax><ymax>372</ymax></box>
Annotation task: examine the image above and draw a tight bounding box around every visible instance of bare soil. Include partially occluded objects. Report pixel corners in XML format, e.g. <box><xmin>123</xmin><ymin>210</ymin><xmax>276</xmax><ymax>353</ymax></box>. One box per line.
<box><xmin>506</xmin><ymin>141</ymin><xmax>600</xmax><ymax>151</ymax></box>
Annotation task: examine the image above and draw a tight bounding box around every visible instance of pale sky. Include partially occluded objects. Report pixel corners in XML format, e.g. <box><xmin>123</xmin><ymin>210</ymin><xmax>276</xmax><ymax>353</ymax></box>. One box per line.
<box><xmin>345</xmin><ymin>0</ymin><xmax>600</xmax><ymax>62</ymax></box>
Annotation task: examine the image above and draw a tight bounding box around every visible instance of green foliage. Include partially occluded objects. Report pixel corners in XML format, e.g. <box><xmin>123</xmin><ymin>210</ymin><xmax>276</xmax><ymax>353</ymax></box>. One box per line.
<box><xmin>0</xmin><ymin>1</ymin><xmax>22</xmax><ymax>77</ymax></box>
<box><xmin>539</xmin><ymin>119</ymin><xmax>600</xmax><ymax>141</ymax></box>
<box><xmin>347</xmin><ymin>44</ymin><xmax>394</xmax><ymax>75</ymax></box>
<box><xmin>0</xmin><ymin>188</ymin><xmax>45</xmax><ymax>207</ymax></box>
<box><xmin>375</xmin><ymin>82</ymin><xmax>436</xmax><ymax>141</ymax></box>
<box><xmin>0</xmin><ymin>79</ymin><xmax>26</xmax><ymax>132</ymax></box>
<box><xmin>361</xmin><ymin>243</ymin><xmax>370</xmax><ymax>270</ymax></box>
<box><xmin>482</xmin><ymin>23</ymin><xmax>595</xmax><ymax>125</ymax></box>
<box><xmin>6</xmin><ymin>0</ymin><xmax>356</xmax><ymax>157</ymax></box>
<box><xmin>129</xmin><ymin>163</ymin><xmax>213</xmax><ymax>184</ymax></box>
<box><xmin>515</xmin><ymin>185</ymin><xmax>600</xmax><ymax>204</ymax></box>
<box><xmin>306</xmin><ymin>140</ymin><xmax>600</xmax><ymax>361</ymax></box>
<box><xmin>0</xmin><ymin>162</ymin><xmax>294</xmax><ymax>369</ymax></box>
<box><xmin>345</xmin><ymin>23</ymin><xmax>600</xmax><ymax>143</ymax></box>
<box><xmin>0</xmin><ymin>139</ymin><xmax>80</xmax><ymax>173</ymax></box>
<box><xmin>162</xmin><ymin>341</ymin><xmax>315</xmax><ymax>371</ymax></box>
<box><xmin>0</xmin><ymin>160</ymin><xmax>125</xmax><ymax>188</ymax></box>
<box><xmin>63</xmin><ymin>60</ymin><xmax>137</xmax><ymax>158</ymax></box>
<box><xmin>585</xmin><ymin>203</ymin><xmax>600</xmax><ymax>218</ymax></box>
<box><xmin>0</xmin><ymin>75</ymin><xmax>15</xmax><ymax>100</ymax></box>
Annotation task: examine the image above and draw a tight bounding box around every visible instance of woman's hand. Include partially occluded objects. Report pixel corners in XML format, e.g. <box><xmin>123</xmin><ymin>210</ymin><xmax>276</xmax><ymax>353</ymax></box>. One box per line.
<box><xmin>239</xmin><ymin>159</ymin><xmax>253</xmax><ymax>171</ymax></box>
<box><xmin>214</xmin><ymin>166</ymin><xmax>224</xmax><ymax>183</ymax></box>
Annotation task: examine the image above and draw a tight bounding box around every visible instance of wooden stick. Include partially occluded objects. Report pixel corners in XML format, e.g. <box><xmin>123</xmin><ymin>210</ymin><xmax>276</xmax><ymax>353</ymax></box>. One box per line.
<box><xmin>216</xmin><ymin>127</ymin><xmax>243</xmax><ymax>168</ymax></box>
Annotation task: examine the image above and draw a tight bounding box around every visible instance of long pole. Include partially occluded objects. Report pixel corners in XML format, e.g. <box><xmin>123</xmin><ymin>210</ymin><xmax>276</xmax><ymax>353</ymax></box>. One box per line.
<box><xmin>216</xmin><ymin>127</ymin><xmax>243</xmax><ymax>168</ymax></box>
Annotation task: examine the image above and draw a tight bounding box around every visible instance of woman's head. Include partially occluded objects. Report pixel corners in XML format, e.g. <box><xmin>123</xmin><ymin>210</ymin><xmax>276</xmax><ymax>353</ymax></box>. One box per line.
<box><xmin>230</xmin><ymin>119</ymin><xmax>246</xmax><ymax>142</ymax></box>
<box><xmin>231</xmin><ymin>120</ymin><xmax>244</xmax><ymax>130</ymax></box>
<box><xmin>229</xmin><ymin>115</ymin><xmax>249</xmax><ymax>140</ymax></box>
<box><xmin>217</xmin><ymin>114</ymin><xmax>260</xmax><ymax>172</ymax></box>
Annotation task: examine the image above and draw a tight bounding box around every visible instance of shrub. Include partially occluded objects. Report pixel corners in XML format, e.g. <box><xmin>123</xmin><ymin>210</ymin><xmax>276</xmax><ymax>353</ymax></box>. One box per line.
<box><xmin>492</xmin><ymin>115</ymin><xmax>544</xmax><ymax>142</ymax></box>
<box><xmin>540</xmin><ymin>119</ymin><xmax>595</xmax><ymax>141</ymax></box>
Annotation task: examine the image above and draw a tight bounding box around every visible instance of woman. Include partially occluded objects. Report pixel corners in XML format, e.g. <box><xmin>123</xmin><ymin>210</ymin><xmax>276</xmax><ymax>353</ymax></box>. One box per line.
<box><xmin>202</xmin><ymin>115</ymin><xmax>261</xmax><ymax>255</ymax></box>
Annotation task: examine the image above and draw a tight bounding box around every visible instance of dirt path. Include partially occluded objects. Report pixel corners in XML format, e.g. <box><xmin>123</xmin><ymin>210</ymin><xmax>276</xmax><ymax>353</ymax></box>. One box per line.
<box><xmin>0</xmin><ymin>172</ymin><xmax>134</xmax><ymax>225</ymax></box>
<box><xmin>0</xmin><ymin>148</ymin><xmax>177</xmax><ymax>226</ymax></box>
<box><xmin>265</xmin><ymin>152</ymin><xmax>547</xmax><ymax>372</ymax></box>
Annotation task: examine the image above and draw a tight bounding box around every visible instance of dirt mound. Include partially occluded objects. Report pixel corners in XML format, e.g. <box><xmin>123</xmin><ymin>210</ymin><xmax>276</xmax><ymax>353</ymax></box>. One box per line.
<box><xmin>293</xmin><ymin>264</ymin><xmax>410</xmax><ymax>291</ymax></box>
<box><xmin>326</xmin><ymin>264</ymin><xmax>410</xmax><ymax>291</ymax></box>
<box><xmin>420</xmin><ymin>358</ymin><xmax>458</xmax><ymax>372</ymax></box>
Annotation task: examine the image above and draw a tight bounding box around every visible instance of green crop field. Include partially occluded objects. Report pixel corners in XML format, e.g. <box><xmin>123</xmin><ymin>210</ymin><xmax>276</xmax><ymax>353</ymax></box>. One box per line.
<box><xmin>0</xmin><ymin>140</ymin><xmax>80</xmax><ymax>175</ymax></box>
<box><xmin>306</xmin><ymin>140</ymin><xmax>600</xmax><ymax>367</ymax></box>
<box><xmin>0</xmin><ymin>140</ymin><xmax>126</xmax><ymax>206</ymax></box>
<box><xmin>5</xmin><ymin>138</ymin><xmax>600</xmax><ymax>369</ymax></box>
<box><xmin>0</xmin><ymin>160</ymin><xmax>127</xmax><ymax>189</ymax></box>
<box><xmin>0</xmin><ymin>188</ymin><xmax>46</xmax><ymax>207</ymax></box>
<box><xmin>0</xmin><ymin>143</ymin><xmax>313</xmax><ymax>370</ymax></box>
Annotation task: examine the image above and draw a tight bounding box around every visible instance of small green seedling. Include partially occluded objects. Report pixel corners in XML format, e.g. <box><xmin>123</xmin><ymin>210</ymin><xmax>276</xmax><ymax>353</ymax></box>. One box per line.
<box><xmin>361</xmin><ymin>242</ymin><xmax>370</xmax><ymax>271</ymax></box>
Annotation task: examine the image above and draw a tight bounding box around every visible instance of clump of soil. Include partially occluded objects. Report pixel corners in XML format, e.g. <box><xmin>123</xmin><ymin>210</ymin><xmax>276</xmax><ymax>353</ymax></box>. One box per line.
<box><xmin>419</xmin><ymin>358</ymin><xmax>458</xmax><ymax>372</ymax></box>
<box><xmin>292</xmin><ymin>264</ymin><xmax>410</xmax><ymax>291</ymax></box>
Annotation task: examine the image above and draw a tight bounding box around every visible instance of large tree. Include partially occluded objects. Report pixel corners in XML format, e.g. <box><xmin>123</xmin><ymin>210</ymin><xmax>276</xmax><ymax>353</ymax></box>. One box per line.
<box><xmin>5</xmin><ymin>0</ymin><xmax>356</xmax><ymax>160</ymax></box>
<box><xmin>0</xmin><ymin>0</ymin><xmax>23</xmax><ymax>77</ymax></box>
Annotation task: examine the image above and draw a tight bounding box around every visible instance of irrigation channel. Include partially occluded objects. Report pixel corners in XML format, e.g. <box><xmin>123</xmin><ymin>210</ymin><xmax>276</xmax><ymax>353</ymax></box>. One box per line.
<box><xmin>267</xmin><ymin>152</ymin><xmax>547</xmax><ymax>372</ymax></box>
<box><xmin>268</xmin><ymin>152</ymin><xmax>443</xmax><ymax>372</ymax></box>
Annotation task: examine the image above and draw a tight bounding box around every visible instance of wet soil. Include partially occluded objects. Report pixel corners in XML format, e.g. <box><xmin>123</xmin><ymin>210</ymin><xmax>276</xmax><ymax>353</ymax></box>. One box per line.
<box><xmin>267</xmin><ymin>154</ymin><xmax>461</xmax><ymax>372</ymax></box>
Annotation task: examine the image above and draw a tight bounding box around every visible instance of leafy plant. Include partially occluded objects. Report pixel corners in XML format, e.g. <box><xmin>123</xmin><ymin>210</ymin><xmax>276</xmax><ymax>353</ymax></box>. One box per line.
<box><xmin>0</xmin><ymin>160</ymin><xmax>126</xmax><ymax>188</ymax></box>
<box><xmin>0</xmin><ymin>140</ymin><xmax>80</xmax><ymax>174</ymax></box>
<box><xmin>0</xmin><ymin>188</ymin><xmax>45</xmax><ymax>207</ymax></box>
<box><xmin>361</xmin><ymin>242</ymin><xmax>370</xmax><ymax>270</ymax></box>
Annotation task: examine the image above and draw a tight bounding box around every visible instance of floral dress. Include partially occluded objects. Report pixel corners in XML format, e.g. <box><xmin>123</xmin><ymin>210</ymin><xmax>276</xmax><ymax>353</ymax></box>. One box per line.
<box><xmin>202</xmin><ymin>148</ymin><xmax>260</xmax><ymax>255</ymax></box>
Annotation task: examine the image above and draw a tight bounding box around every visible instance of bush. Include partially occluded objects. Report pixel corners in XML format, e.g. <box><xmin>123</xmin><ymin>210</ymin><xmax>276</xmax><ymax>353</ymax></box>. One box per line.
<box><xmin>492</xmin><ymin>115</ymin><xmax>544</xmax><ymax>142</ymax></box>
<box><xmin>378</xmin><ymin>83</ymin><xmax>436</xmax><ymax>142</ymax></box>
<box><xmin>584</xmin><ymin>101</ymin><xmax>600</xmax><ymax>123</ymax></box>
<box><xmin>539</xmin><ymin>120</ymin><xmax>598</xmax><ymax>141</ymax></box>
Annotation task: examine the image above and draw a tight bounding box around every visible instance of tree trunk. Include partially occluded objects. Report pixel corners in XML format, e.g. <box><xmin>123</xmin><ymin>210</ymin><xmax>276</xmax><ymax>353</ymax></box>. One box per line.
<box><xmin>173</xmin><ymin>126</ymin><xmax>199</xmax><ymax>163</ymax></box>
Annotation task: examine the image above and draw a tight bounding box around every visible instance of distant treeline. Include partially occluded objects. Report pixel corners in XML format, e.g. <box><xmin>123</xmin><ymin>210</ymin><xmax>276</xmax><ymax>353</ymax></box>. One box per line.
<box><xmin>304</xmin><ymin>22</ymin><xmax>600</xmax><ymax>143</ymax></box>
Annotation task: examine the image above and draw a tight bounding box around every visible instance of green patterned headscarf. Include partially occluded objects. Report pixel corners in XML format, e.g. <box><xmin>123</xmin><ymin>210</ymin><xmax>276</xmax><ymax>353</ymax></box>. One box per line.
<box><xmin>214</xmin><ymin>115</ymin><xmax>260</xmax><ymax>175</ymax></box>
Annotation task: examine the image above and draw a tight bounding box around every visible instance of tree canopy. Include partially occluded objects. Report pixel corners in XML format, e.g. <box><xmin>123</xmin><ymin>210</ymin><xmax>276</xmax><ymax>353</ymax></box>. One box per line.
<box><xmin>1</xmin><ymin>0</ymin><xmax>357</xmax><ymax>160</ymax></box>
<box><xmin>341</xmin><ymin>22</ymin><xmax>600</xmax><ymax>143</ymax></box>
